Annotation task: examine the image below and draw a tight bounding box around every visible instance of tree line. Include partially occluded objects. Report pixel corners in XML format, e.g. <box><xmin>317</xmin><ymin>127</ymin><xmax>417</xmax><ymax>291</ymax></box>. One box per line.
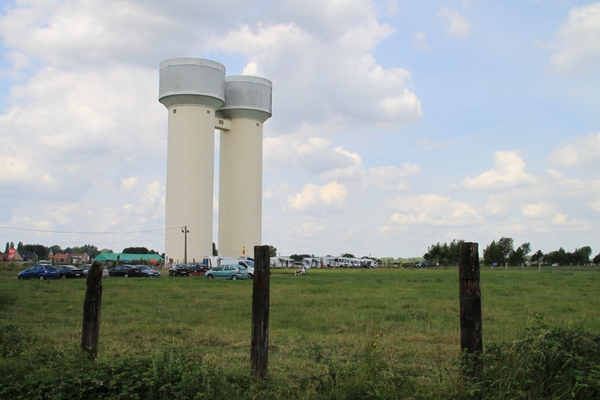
<box><xmin>3</xmin><ymin>242</ymin><xmax>162</xmax><ymax>260</ymax></box>
<box><xmin>423</xmin><ymin>237</ymin><xmax>598</xmax><ymax>267</ymax></box>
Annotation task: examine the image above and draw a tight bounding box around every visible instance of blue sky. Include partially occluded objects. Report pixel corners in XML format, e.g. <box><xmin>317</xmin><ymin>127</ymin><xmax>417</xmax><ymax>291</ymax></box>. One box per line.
<box><xmin>0</xmin><ymin>0</ymin><xmax>599</xmax><ymax>258</ymax></box>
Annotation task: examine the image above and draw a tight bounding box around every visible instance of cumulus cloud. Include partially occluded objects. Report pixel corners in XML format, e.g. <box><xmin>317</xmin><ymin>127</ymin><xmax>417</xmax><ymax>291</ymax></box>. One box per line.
<box><xmin>264</xmin><ymin>134</ymin><xmax>421</xmax><ymax>192</ymax></box>
<box><xmin>485</xmin><ymin>195</ymin><xmax>509</xmax><ymax>217</ymax></box>
<box><xmin>548</xmin><ymin>2</ymin><xmax>600</xmax><ymax>73</ymax></box>
<box><xmin>548</xmin><ymin>131</ymin><xmax>600</xmax><ymax>168</ymax></box>
<box><xmin>360</xmin><ymin>163</ymin><xmax>422</xmax><ymax>191</ymax></box>
<box><xmin>412</xmin><ymin>31</ymin><xmax>430</xmax><ymax>51</ymax></box>
<box><xmin>588</xmin><ymin>199</ymin><xmax>600</xmax><ymax>212</ymax></box>
<box><xmin>462</xmin><ymin>151</ymin><xmax>537</xmax><ymax>190</ymax></box>
<box><xmin>0</xmin><ymin>65</ymin><xmax>165</xmax><ymax>196</ymax></box>
<box><xmin>438</xmin><ymin>7</ymin><xmax>471</xmax><ymax>39</ymax></box>
<box><xmin>291</xmin><ymin>221</ymin><xmax>326</xmax><ymax>238</ymax></box>
<box><xmin>263</xmin><ymin>184</ymin><xmax>292</xmax><ymax>202</ymax></box>
<box><xmin>121</xmin><ymin>178</ymin><xmax>139</xmax><ymax>191</ymax></box>
<box><xmin>520</xmin><ymin>201</ymin><xmax>559</xmax><ymax>219</ymax></box>
<box><xmin>213</xmin><ymin>19</ymin><xmax>422</xmax><ymax>130</ymax></box>
<box><xmin>386</xmin><ymin>194</ymin><xmax>481</xmax><ymax>226</ymax></box>
<box><xmin>287</xmin><ymin>182</ymin><xmax>349</xmax><ymax>215</ymax></box>
<box><xmin>264</xmin><ymin>135</ymin><xmax>362</xmax><ymax>177</ymax></box>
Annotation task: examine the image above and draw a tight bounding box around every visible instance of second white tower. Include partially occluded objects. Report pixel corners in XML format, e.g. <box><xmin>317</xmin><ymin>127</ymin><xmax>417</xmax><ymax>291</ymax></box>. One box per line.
<box><xmin>217</xmin><ymin>76</ymin><xmax>273</xmax><ymax>258</ymax></box>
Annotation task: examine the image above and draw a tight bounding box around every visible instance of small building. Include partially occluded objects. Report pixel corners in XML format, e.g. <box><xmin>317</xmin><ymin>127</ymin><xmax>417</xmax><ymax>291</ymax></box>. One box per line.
<box><xmin>70</xmin><ymin>253</ymin><xmax>90</xmax><ymax>264</ymax></box>
<box><xmin>17</xmin><ymin>250</ymin><xmax>37</xmax><ymax>262</ymax></box>
<box><xmin>52</xmin><ymin>253</ymin><xmax>71</xmax><ymax>264</ymax></box>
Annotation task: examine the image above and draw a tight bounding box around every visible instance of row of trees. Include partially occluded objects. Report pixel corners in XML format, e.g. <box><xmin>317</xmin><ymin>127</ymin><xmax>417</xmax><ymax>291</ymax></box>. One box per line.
<box><xmin>3</xmin><ymin>242</ymin><xmax>162</xmax><ymax>260</ymax></box>
<box><xmin>423</xmin><ymin>238</ymin><xmax>598</xmax><ymax>267</ymax></box>
<box><xmin>422</xmin><ymin>240</ymin><xmax>464</xmax><ymax>267</ymax></box>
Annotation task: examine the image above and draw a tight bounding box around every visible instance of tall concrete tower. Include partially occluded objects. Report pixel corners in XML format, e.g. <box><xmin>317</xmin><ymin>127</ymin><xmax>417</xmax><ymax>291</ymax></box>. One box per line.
<box><xmin>216</xmin><ymin>76</ymin><xmax>273</xmax><ymax>258</ymax></box>
<box><xmin>159</xmin><ymin>58</ymin><xmax>226</xmax><ymax>263</ymax></box>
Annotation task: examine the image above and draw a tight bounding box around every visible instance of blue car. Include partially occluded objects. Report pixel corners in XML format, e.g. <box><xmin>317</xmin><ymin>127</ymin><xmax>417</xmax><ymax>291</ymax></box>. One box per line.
<box><xmin>18</xmin><ymin>264</ymin><xmax>59</xmax><ymax>280</ymax></box>
<box><xmin>205</xmin><ymin>264</ymin><xmax>249</xmax><ymax>280</ymax></box>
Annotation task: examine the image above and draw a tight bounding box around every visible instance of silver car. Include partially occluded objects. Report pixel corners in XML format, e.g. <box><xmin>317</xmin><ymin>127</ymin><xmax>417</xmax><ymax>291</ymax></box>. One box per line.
<box><xmin>82</xmin><ymin>264</ymin><xmax>110</xmax><ymax>278</ymax></box>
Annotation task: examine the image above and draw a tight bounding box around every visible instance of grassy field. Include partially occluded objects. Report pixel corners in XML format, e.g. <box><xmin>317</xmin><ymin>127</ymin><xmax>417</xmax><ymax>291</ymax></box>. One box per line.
<box><xmin>1</xmin><ymin>266</ymin><xmax>599</xmax><ymax>398</ymax></box>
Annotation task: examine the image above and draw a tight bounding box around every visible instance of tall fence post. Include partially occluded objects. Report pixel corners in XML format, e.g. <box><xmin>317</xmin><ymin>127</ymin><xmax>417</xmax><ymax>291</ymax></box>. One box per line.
<box><xmin>251</xmin><ymin>245</ymin><xmax>270</xmax><ymax>379</ymax></box>
<box><xmin>81</xmin><ymin>261</ymin><xmax>103</xmax><ymax>361</ymax></box>
<box><xmin>459</xmin><ymin>242</ymin><xmax>483</xmax><ymax>375</ymax></box>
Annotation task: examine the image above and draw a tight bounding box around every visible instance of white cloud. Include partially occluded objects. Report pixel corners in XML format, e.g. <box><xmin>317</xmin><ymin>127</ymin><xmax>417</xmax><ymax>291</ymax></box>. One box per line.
<box><xmin>520</xmin><ymin>201</ymin><xmax>559</xmax><ymax>219</ymax></box>
<box><xmin>360</xmin><ymin>163</ymin><xmax>422</xmax><ymax>191</ymax></box>
<box><xmin>548</xmin><ymin>2</ymin><xmax>600</xmax><ymax>73</ymax></box>
<box><xmin>0</xmin><ymin>65</ymin><xmax>165</xmax><ymax>195</ymax></box>
<box><xmin>213</xmin><ymin>21</ymin><xmax>422</xmax><ymax>130</ymax></box>
<box><xmin>291</xmin><ymin>221</ymin><xmax>326</xmax><ymax>239</ymax></box>
<box><xmin>485</xmin><ymin>195</ymin><xmax>509</xmax><ymax>216</ymax></box>
<box><xmin>264</xmin><ymin>135</ymin><xmax>362</xmax><ymax>176</ymax></box>
<box><xmin>121</xmin><ymin>178</ymin><xmax>139</xmax><ymax>192</ymax></box>
<box><xmin>548</xmin><ymin>131</ymin><xmax>600</xmax><ymax>168</ymax></box>
<box><xmin>462</xmin><ymin>151</ymin><xmax>537</xmax><ymax>190</ymax></box>
<box><xmin>287</xmin><ymin>182</ymin><xmax>349</xmax><ymax>215</ymax></box>
<box><xmin>0</xmin><ymin>0</ymin><xmax>183</xmax><ymax>68</ymax></box>
<box><xmin>588</xmin><ymin>199</ymin><xmax>600</xmax><ymax>212</ymax></box>
<box><xmin>263</xmin><ymin>184</ymin><xmax>291</xmax><ymax>202</ymax></box>
<box><xmin>412</xmin><ymin>31</ymin><xmax>430</xmax><ymax>51</ymax></box>
<box><xmin>264</xmin><ymin>134</ymin><xmax>421</xmax><ymax>192</ymax></box>
<box><xmin>438</xmin><ymin>7</ymin><xmax>471</xmax><ymax>39</ymax></box>
<box><xmin>386</xmin><ymin>194</ymin><xmax>481</xmax><ymax>226</ymax></box>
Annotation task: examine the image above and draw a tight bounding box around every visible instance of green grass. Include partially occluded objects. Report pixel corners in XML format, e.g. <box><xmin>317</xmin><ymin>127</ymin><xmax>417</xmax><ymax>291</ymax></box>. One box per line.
<box><xmin>1</xmin><ymin>267</ymin><xmax>600</xmax><ymax>398</ymax></box>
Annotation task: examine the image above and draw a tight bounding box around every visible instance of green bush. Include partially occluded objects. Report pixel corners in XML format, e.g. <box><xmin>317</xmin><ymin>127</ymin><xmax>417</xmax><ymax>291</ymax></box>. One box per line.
<box><xmin>463</xmin><ymin>325</ymin><xmax>600</xmax><ymax>399</ymax></box>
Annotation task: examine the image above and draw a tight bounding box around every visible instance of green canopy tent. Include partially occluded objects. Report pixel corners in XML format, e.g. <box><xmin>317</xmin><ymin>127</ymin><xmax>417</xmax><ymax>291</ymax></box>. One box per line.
<box><xmin>93</xmin><ymin>253</ymin><xmax>164</xmax><ymax>263</ymax></box>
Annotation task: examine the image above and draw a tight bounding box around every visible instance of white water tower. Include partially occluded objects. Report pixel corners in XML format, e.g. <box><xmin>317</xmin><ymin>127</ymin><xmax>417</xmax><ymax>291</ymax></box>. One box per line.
<box><xmin>159</xmin><ymin>58</ymin><xmax>272</xmax><ymax>262</ymax></box>
<box><xmin>159</xmin><ymin>58</ymin><xmax>225</xmax><ymax>263</ymax></box>
<box><xmin>217</xmin><ymin>76</ymin><xmax>272</xmax><ymax>258</ymax></box>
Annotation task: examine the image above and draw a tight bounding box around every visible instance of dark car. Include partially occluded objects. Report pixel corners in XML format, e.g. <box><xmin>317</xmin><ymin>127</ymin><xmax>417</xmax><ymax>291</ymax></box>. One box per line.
<box><xmin>137</xmin><ymin>265</ymin><xmax>161</xmax><ymax>277</ymax></box>
<box><xmin>108</xmin><ymin>265</ymin><xmax>143</xmax><ymax>277</ymax></box>
<box><xmin>187</xmin><ymin>263</ymin><xmax>208</xmax><ymax>273</ymax></box>
<box><xmin>18</xmin><ymin>264</ymin><xmax>59</xmax><ymax>280</ymax></box>
<box><xmin>56</xmin><ymin>265</ymin><xmax>84</xmax><ymax>279</ymax></box>
<box><xmin>169</xmin><ymin>264</ymin><xmax>190</xmax><ymax>276</ymax></box>
<box><xmin>415</xmin><ymin>261</ymin><xmax>430</xmax><ymax>268</ymax></box>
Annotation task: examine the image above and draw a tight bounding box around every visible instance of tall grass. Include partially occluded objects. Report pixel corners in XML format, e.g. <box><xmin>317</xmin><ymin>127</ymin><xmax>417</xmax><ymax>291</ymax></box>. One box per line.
<box><xmin>1</xmin><ymin>267</ymin><xmax>599</xmax><ymax>398</ymax></box>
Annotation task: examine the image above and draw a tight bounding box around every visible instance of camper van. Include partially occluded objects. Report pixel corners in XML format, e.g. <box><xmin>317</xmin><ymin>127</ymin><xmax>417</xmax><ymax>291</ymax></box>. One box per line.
<box><xmin>206</xmin><ymin>256</ymin><xmax>236</xmax><ymax>269</ymax></box>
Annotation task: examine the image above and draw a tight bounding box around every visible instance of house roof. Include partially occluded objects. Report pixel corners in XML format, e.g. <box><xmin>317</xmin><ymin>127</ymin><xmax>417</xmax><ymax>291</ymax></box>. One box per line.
<box><xmin>52</xmin><ymin>253</ymin><xmax>70</xmax><ymax>258</ymax></box>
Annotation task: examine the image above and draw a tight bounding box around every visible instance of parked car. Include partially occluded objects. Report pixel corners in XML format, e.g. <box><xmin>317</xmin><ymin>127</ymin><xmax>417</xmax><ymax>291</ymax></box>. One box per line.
<box><xmin>137</xmin><ymin>265</ymin><xmax>161</xmax><ymax>277</ymax></box>
<box><xmin>169</xmin><ymin>264</ymin><xmax>190</xmax><ymax>276</ymax></box>
<box><xmin>205</xmin><ymin>264</ymin><xmax>249</xmax><ymax>280</ymax></box>
<box><xmin>18</xmin><ymin>264</ymin><xmax>59</xmax><ymax>280</ymax></box>
<box><xmin>81</xmin><ymin>264</ymin><xmax>92</xmax><ymax>275</ymax></box>
<box><xmin>56</xmin><ymin>265</ymin><xmax>84</xmax><ymax>279</ymax></box>
<box><xmin>82</xmin><ymin>264</ymin><xmax>110</xmax><ymax>278</ymax></box>
<box><xmin>108</xmin><ymin>265</ymin><xmax>143</xmax><ymax>277</ymax></box>
<box><xmin>238</xmin><ymin>260</ymin><xmax>254</xmax><ymax>278</ymax></box>
<box><xmin>415</xmin><ymin>261</ymin><xmax>430</xmax><ymax>268</ymax></box>
<box><xmin>187</xmin><ymin>262</ymin><xmax>208</xmax><ymax>273</ymax></box>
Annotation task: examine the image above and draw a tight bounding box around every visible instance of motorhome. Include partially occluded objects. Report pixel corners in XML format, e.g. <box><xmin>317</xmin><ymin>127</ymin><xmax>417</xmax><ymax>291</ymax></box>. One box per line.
<box><xmin>270</xmin><ymin>257</ymin><xmax>294</xmax><ymax>268</ymax></box>
<box><xmin>302</xmin><ymin>257</ymin><xmax>321</xmax><ymax>269</ymax></box>
<box><xmin>206</xmin><ymin>256</ymin><xmax>236</xmax><ymax>269</ymax></box>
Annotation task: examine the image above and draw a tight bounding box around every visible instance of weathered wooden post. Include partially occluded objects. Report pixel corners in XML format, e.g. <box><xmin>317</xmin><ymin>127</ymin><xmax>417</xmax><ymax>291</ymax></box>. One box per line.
<box><xmin>459</xmin><ymin>242</ymin><xmax>483</xmax><ymax>375</ymax></box>
<box><xmin>251</xmin><ymin>245</ymin><xmax>270</xmax><ymax>379</ymax></box>
<box><xmin>81</xmin><ymin>261</ymin><xmax>103</xmax><ymax>361</ymax></box>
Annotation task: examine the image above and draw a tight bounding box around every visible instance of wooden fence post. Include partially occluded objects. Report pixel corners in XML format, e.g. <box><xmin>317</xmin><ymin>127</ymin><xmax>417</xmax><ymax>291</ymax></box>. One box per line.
<box><xmin>81</xmin><ymin>261</ymin><xmax>103</xmax><ymax>361</ymax></box>
<box><xmin>459</xmin><ymin>242</ymin><xmax>483</xmax><ymax>374</ymax></box>
<box><xmin>251</xmin><ymin>245</ymin><xmax>270</xmax><ymax>379</ymax></box>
